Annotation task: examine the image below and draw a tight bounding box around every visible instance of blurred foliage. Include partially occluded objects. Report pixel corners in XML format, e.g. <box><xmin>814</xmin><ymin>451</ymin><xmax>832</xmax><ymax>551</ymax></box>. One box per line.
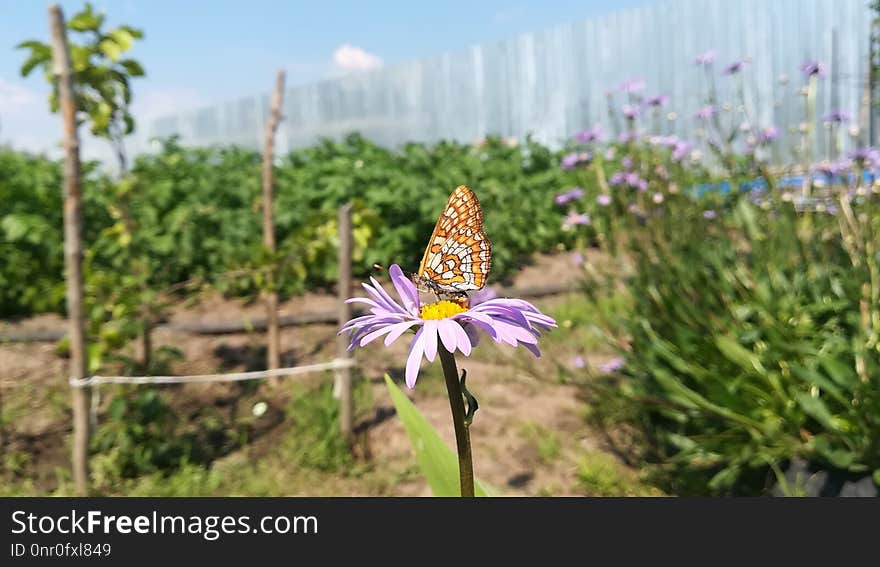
<box><xmin>0</xmin><ymin>133</ymin><xmax>570</xmax><ymax>318</ymax></box>
<box><xmin>572</xmin><ymin>137</ymin><xmax>880</xmax><ymax>496</ymax></box>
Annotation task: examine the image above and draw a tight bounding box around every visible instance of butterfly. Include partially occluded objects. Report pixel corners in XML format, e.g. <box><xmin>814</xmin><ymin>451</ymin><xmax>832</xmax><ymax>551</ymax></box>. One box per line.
<box><xmin>414</xmin><ymin>185</ymin><xmax>492</xmax><ymax>306</ymax></box>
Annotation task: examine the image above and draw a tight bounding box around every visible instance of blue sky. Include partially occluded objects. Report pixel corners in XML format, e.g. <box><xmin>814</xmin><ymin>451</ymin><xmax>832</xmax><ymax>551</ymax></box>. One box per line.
<box><xmin>0</xmin><ymin>0</ymin><xmax>651</xmax><ymax>158</ymax></box>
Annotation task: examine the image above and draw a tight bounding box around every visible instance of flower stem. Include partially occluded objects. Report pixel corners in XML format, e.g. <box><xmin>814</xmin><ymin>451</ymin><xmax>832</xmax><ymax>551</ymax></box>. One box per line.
<box><xmin>438</xmin><ymin>345</ymin><xmax>475</xmax><ymax>497</ymax></box>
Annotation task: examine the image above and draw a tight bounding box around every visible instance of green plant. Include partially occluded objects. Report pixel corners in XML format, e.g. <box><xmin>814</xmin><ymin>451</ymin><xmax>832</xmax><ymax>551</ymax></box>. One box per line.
<box><xmin>284</xmin><ymin>379</ymin><xmax>372</xmax><ymax>473</ymax></box>
<box><xmin>384</xmin><ymin>375</ymin><xmax>493</xmax><ymax>496</ymax></box>
<box><xmin>18</xmin><ymin>2</ymin><xmax>145</xmax><ymax>172</ymax></box>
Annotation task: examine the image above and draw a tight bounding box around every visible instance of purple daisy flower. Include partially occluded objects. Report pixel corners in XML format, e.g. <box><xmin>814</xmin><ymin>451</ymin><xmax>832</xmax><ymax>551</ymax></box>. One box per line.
<box><xmin>563</xmin><ymin>211</ymin><xmax>591</xmax><ymax>228</ymax></box>
<box><xmin>723</xmin><ymin>60</ymin><xmax>746</xmax><ymax>75</ymax></box>
<box><xmin>618</xmin><ymin>78</ymin><xmax>646</xmax><ymax>94</ymax></box>
<box><xmin>758</xmin><ymin>126</ymin><xmax>780</xmax><ymax>144</ymax></box>
<box><xmin>609</xmin><ymin>172</ymin><xmax>625</xmax><ymax>186</ymax></box>
<box><xmin>598</xmin><ymin>357</ymin><xmax>625</xmax><ymax>373</ymax></box>
<box><xmin>340</xmin><ymin>265</ymin><xmax>556</xmax><ymax>388</ymax></box>
<box><xmin>554</xmin><ymin>186</ymin><xmax>585</xmax><ymax>205</ymax></box>
<box><xmin>800</xmin><ymin>60</ymin><xmax>825</xmax><ymax>78</ymax></box>
<box><xmin>822</xmin><ymin>110</ymin><xmax>851</xmax><ymax>124</ymax></box>
<box><xmin>560</xmin><ymin>151</ymin><xmax>592</xmax><ymax>170</ymax></box>
<box><xmin>622</xmin><ymin>104</ymin><xmax>641</xmax><ymax>119</ymax></box>
<box><xmin>671</xmin><ymin>141</ymin><xmax>693</xmax><ymax>162</ymax></box>
<box><xmin>624</xmin><ymin>172</ymin><xmax>641</xmax><ymax>187</ymax></box>
<box><xmin>694</xmin><ymin>50</ymin><xmax>717</xmax><ymax>66</ymax></box>
<box><xmin>597</xmin><ymin>194</ymin><xmax>612</xmax><ymax>206</ymax></box>
<box><xmin>644</xmin><ymin>94</ymin><xmax>669</xmax><ymax>107</ymax></box>
<box><xmin>575</xmin><ymin>125</ymin><xmax>605</xmax><ymax>144</ymax></box>
<box><xmin>694</xmin><ymin>105</ymin><xmax>718</xmax><ymax>120</ymax></box>
<box><xmin>849</xmin><ymin>147</ymin><xmax>880</xmax><ymax>167</ymax></box>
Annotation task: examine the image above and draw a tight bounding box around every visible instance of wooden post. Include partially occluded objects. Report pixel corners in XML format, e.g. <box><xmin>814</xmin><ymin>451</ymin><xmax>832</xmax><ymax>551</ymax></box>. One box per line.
<box><xmin>336</xmin><ymin>203</ymin><xmax>354</xmax><ymax>442</ymax></box>
<box><xmin>262</xmin><ymin>69</ymin><xmax>285</xmax><ymax>374</ymax></box>
<box><xmin>50</xmin><ymin>4</ymin><xmax>90</xmax><ymax>496</ymax></box>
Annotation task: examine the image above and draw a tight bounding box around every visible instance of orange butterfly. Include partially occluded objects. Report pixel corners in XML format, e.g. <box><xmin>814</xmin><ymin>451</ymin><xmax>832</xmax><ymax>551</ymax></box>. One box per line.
<box><xmin>415</xmin><ymin>186</ymin><xmax>492</xmax><ymax>305</ymax></box>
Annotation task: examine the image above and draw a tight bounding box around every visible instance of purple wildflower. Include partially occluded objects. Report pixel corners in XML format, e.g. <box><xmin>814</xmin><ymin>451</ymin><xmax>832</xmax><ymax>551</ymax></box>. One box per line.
<box><xmin>621</xmin><ymin>156</ymin><xmax>634</xmax><ymax>170</ymax></box>
<box><xmin>604</xmin><ymin>147</ymin><xmax>617</xmax><ymax>161</ymax></box>
<box><xmin>849</xmin><ymin>147</ymin><xmax>880</xmax><ymax>167</ymax></box>
<box><xmin>573</xmin><ymin>356</ymin><xmax>586</xmax><ymax>369</ymax></box>
<box><xmin>671</xmin><ymin>141</ymin><xmax>693</xmax><ymax>162</ymax></box>
<box><xmin>694</xmin><ymin>50</ymin><xmax>717</xmax><ymax>66</ymax></box>
<box><xmin>694</xmin><ymin>105</ymin><xmax>718</xmax><ymax>120</ymax></box>
<box><xmin>758</xmin><ymin>126</ymin><xmax>780</xmax><ymax>144</ymax></box>
<box><xmin>575</xmin><ymin>125</ymin><xmax>605</xmax><ymax>144</ymax></box>
<box><xmin>598</xmin><ymin>357</ymin><xmax>625</xmax><ymax>373</ymax></box>
<box><xmin>624</xmin><ymin>172</ymin><xmax>641</xmax><ymax>187</ymax></box>
<box><xmin>597</xmin><ymin>194</ymin><xmax>612</xmax><ymax>206</ymax></box>
<box><xmin>811</xmin><ymin>160</ymin><xmax>852</xmax><ymax>178</ymax></box>
<box><xmin>637</xmin><ymin>179</ymin><xmax>649</xmax><ymax>192</ymax></box>
<box><xmin>703</xmin><ymin>210</ymin><xmax>717</xmax><ymax>219</ymax></box>
<box><xmin>555</xmin><ymin>186</ymin><xmax>585</xmax><ymax>205</ymax></box>
<box><xmin>644</xmin><ymin>94</ymin><xmax>669</xmax><ymax>107</ymax></box>
<box><xmin>723</xmin><ymin>60</ymin><xmax>746</xmax><ymax>75</ymax></box>
<box><xmin>560</xmin><ymin>151</ymin><xmax>592</xmax><ymax>170</ymax></box>
<box><xmin>822</xmin><ymin>110</ymin><xmax>851</xmax><ymax>124</ymax></box>
<box><xmin>800</xmin><ymin>60</ymin><xmax>825</xmax><ymax>78</ymax></box>
<box><xmin>573</xmin><ymin>252</ymin><xmax>585</xmax><ymax>265</ymax></box>
<box><xmin>563</xmin><ymin>211</ymin><xmax>591</xmax><ymax>229</ymax></box>
<box><xmin>622</xmin><ymin>104</ymin><xmax>641</xmax><ymax>119</ymax></box>
<box><xmin>609</xmin><ymin>172</ymin><xmax>625</xmax><ymax>186</ymax></box>
<box><xmin>618</xmin><ymin>78</ymin><xmax>646</xmax><ymax>94</ymax></box>
<box><xmin>339</xmin><ymin>265</ymin><xmax>556</xmax><ymax>388</ymax></box>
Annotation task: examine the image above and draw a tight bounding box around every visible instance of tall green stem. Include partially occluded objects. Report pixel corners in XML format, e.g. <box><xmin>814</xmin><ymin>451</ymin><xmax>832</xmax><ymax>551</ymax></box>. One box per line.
<box><xmin>438</xmin><ymin>345</ymin><xmax>474</xmax><ymax>497</ymax></box>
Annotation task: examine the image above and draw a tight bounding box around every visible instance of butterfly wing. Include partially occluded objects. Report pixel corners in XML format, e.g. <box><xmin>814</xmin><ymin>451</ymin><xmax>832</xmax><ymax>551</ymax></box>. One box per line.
<box><xmin>417</xmin><ymin>185</ymin><xmax>492</xmax><ymax>292</ymax></box>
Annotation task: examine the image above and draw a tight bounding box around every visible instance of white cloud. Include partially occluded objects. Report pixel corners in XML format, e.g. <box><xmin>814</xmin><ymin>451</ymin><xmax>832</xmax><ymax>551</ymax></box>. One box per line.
<box><xmin>332</xmin><ymin>44</ymin><xmax>383</xmax><ymax>73</ymax></box>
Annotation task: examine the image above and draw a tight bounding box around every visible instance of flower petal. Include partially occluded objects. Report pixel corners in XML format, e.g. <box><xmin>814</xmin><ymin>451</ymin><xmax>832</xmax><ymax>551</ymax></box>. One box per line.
<box><xmin>463</xmin><ymin>322</ymin><xmax>480</xmax><ymax>348</ymax></box>
<box><xmin>450</xmin><ymin>321</ymin><xmax>472</xmax><ymax>356</ymax></box>
<box><xmin>383</xmin><ymin>320</ymin><xmax>422</xmax><ymax>346</ymax></box>
<box><xmin>405</xmin><ymin>327</ymin><xmax>426</xmax><ymax>388</ymax></box>
<box><xmin>422</xmin><ymin>320</ymin><xmax>438</xmax><ymax>362</ymax></box>
<box><xmin>389</xmin><ymin>264</ymin><xmax>420</xmax><ymax>315</ymax></box>
<box><xmin>437</xmin><ymin>320</ymin><xmax>459</xmax><ymax>354</ymax></box>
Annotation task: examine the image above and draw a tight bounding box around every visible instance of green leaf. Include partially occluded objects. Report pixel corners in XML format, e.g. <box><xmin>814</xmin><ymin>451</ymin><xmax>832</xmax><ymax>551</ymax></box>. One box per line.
<box><xmin>715</xmin><ymin>335</ymin><xmax>765</xmax><ymax>374</ymax></box>
<box><xmin>819</xmin><ymin>356</ymin><xmax>857</xmax><ymax>389</ymax></box>
<box><xmin>68</xmin><ymin>7</ymin><xmax>102</xmax><ymax>32</ymax></box>
<box><xmin>99</xmin><ymin>38</ymin><xmax>123</xmax><ymax>61</ymax></box>
<box><xmin>795</xmin><ymin>393</ymin><xmax>839</xmax><ymax>432</ymax></box>
<box><xmin>384</xmin><ymin>374</ymin><xmax>492</xmax><ymax>496</ymax></box>
<box><xmin>810</xmin><ymin>434</ymin><xmax>855</xmax><ymax>469</ymax></box>
<box><xmin>119</xmin><ymin>59</ymin><xmax>145</xmax><ymax>77</ymax></box>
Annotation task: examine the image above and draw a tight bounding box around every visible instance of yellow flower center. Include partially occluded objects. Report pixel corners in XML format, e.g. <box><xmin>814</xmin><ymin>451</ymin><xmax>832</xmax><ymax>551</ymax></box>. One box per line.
<box><xmin>419</xmin><ymin>300</ymin><xmax>467</xmax><ymax>320</ymax></box>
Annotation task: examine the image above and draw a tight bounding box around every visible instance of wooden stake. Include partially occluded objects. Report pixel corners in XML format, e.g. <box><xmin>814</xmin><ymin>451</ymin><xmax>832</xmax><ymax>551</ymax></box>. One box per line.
<box><xmin>336</xmin><ymin>203</ymin><xmax>354</xmax><ymax>442</ymax></box>
<box><xmin>49</xmin><ymin>3</ymin><xmax>90</xmax><ymax>496</ymax></box>
<box><xmin>262</xmin><ymin>69</ymin><xmax>285</xmax><ymax>375</ymax></box>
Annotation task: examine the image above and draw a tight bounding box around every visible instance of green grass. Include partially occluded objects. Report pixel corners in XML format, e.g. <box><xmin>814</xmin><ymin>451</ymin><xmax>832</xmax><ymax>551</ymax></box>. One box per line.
<box><xmin>519</xmin><ymin>422</ymin><xmax>562</xmax><ymax>465</ymax></box>
<box><xmin>576</xmin><ymin>451</ymin><xmax>662</xmax><ymax>496</ymax></box>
